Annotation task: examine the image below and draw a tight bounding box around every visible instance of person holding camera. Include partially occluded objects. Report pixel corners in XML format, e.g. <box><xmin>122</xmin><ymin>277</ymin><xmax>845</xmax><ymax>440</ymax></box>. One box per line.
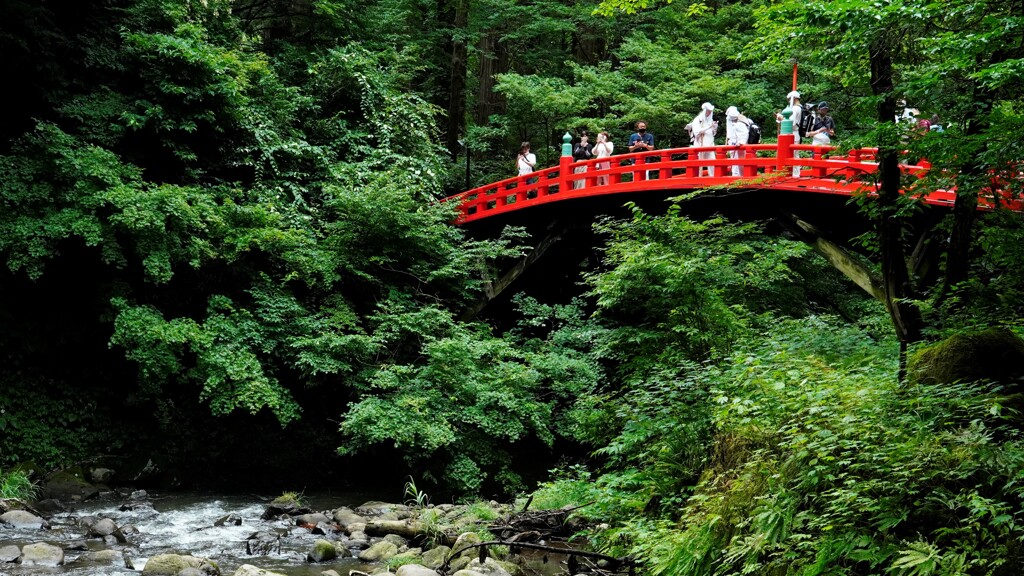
<box><xmin>627</xmin><ymin>121</ymin><xmax>656</xmax><ymax>179</ymax></box>
<box><xmin>572</xmin><ymin>131</ymin><xmax>594</xmax><ymax>189</ymax></box>
<box><xmin>593</xmin><ymin>131</ymin><xmax>614</xmax><ymax>186</ymax></box>
<box><xmin>809</xmin><ymin>102</ymin><xmax>836</xmax><ymax>146</ymax></box>
<box><xmin>516</xmin><ymin>142</ymin><xmax>536</xmax><ymax>177</ymax></box>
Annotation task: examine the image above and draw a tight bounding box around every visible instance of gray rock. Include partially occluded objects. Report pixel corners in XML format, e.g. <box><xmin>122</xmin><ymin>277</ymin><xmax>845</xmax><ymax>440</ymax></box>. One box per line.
<box><xmin>383</xmin><ymin>533</ymin><xmax>409</xmax><ymax>548</ymax></box>
<box><xmin>90</xmin><ymin>467</ymin><xmax>116</xmax><ymax>483</ymax></box>
<box><xmin>331</xmin><ymin>508</ymin><xmax>367</xmax><ymax>530</ymax></box>
<box><xmin>75</xmin><ymin>549</ymin><xmax>125</xmax><ymax>564</ymax></box>
<box><xmin>88</xmin><ymin>517</ymin><xmax>119</xmax><ymax>537</ymax></box>
<box><xmin>296</xmin><ymin>513</ymin><xmax>331</xmax><ymax>526</ymax></box>
<box><xmin>1</xmin><ymin>544</ymin><xmax>21</xmax><ymax>562</ymax></box>
<box><xmin>232</xmin><ymin>565</ymin><xmax>287</xmax><ymax>576</ymax></box>
<box><xmin>141</xmin><ymin>553</ymin><xmax>219</xmax><ymax>575</ymax></box>
<box><xmin>19</xmin><ymin>542</ymin><xmax>65</xmax><ymax>567</ymax></box>
<box><xmin>177</xmin><ymin>569</ymin><xmax>205</xmax><ymax>576</ymax></box>
<box><xmin>357</xmin><ymin>540</ymin><xmax>399</xmax><ymax>562</ymax></box>
<box><xmin>214</xmin><ymin>514</ymin><xmax>242</xmax><ymax>527</ymax></box>
<box><xmin>331</xmin><ymin>542</ymin><xmax>352</xmax><ymax>558</ymax></box>
<box><xmin>420</xmin><ymin>545</ymin><xmax>452</xmax><ymax>569</ymax></box>
<box><xmin>451</xmin><ymin>532</ymin><xmax>482</xmax><ymax>557</ymax></box>
<box><xmin>396</xmin><ymin>565</ymin><xmax>441</xmax><ymax>576</ymax></box>
<box><xmin>452</xmin><ymin>557</ymin><xmax>513</xmax><ymax>576</ymax></box>
<box><xmin>34</xmin><ymin>499</ymin><xmax>65</xmax><ymax>513</ymax></box>
<box><xmin>0</xmin><ymin>510</ymin><xmax>47</xmax><ymax>529</ymax></box>
<box><xmin>320</xmin><ymin>571</ymin><xmax>342</xmax><ymax>576</ymax></box>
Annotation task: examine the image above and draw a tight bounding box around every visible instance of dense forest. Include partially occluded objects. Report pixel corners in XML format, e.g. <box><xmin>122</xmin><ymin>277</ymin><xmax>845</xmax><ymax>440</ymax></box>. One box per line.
<box><xmin>2</xmin><ymin>0</ymin><xmax>1024</xmax><ymax>573</ymax></box>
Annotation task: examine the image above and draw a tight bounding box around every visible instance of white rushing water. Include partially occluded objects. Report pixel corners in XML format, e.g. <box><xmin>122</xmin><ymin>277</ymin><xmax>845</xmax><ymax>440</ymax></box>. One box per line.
<box><xmin>1</xmin><ymin>491</ymin><xmax>377</xmax><ymax>576</ymax></box>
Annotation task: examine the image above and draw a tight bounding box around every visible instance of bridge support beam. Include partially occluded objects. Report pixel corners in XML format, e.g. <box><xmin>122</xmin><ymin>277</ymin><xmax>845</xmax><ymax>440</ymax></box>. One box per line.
<box><xmin>460</xmin><ymin>221</ymin><xmax>567</xmax><ymax>321</ymax></box>
<box><xmin>778</xmin><ymin>211</ymin><xmax>885</xmax><ymax>303</ymax></box>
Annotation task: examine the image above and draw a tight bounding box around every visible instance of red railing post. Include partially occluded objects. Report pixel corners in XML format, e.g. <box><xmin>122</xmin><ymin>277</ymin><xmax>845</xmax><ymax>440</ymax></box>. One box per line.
<box><xmin>559</xmin><ymin>132</ymin><xmax>572</xmax><ymax>193</ymax></box>
<box><xmin>777</xmin><ymin>108</ymin><xmax>795</xmax><ymax>173</ymax></box>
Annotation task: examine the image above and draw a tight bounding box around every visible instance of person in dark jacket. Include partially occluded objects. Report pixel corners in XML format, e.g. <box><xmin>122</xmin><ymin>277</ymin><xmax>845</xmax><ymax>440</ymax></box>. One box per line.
<box><xmin>572</xmin><ymin>131</ymin><xmax>594</xmax><ymax>189</ymax></box>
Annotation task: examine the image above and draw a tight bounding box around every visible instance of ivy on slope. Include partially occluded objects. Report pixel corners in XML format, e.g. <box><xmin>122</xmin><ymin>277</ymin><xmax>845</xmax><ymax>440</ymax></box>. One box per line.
<box><xmin>561</xmin><ymin>316</ymin><xmax>1024</xmax><ymax>575</ymax></box>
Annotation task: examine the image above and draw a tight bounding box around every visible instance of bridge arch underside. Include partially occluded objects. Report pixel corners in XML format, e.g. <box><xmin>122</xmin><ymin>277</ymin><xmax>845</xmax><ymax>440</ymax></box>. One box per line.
<box><xmin>458</xmin><ymin>187</ymin><xmax>943</xmax><ymax>324</ymax></box>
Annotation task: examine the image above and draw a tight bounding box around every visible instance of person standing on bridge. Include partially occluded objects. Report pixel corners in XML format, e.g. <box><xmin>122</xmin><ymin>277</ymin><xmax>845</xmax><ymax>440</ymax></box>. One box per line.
<box><xmin>809</xmin><ymin>102</ymin><xmax>835</xmax><ymax>146</ymax></box>
<box><xmin>776</xmin><ymin>90</ymin><xmax>803</xmax><ymax>176</ymax></box>
<box><xmin>516</xmin><ymin>141</ymin><xmax>536</xmax><ymax>177</ymax></box>
<box><xmin>692</xmin><ymin>102</ymin><xmax>718</xmax><ymax>177</ymax></box>
<box><xmin>628</xmin><ymin>120</ymin><xmax>656</xmax><ymax>180</ymax></box>
<box><xmin>572</xmin><ymin>130</ymin><xmax>594</xmax><ymax>189</ymax></box>
<box><xmin>593</xmin><ymin>131</ymin><xmax>614</xmax><ymax>186</ymax></box>
<box><xmin>725</xmin><ymin>106</ymin><xmax>751</xmax><ymax>177</ymax></box>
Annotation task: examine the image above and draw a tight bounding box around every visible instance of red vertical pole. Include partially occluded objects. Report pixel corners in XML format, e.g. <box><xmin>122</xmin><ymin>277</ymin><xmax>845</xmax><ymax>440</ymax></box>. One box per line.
<box><xmin>792</xmin><ymin>61</ymin><xmax>798</xmax><ymax>92</ymax></box>
<box><xmin>777</xmin><ymin>133</ymin><xmax>794</xmax><ymax>173</ymax></box>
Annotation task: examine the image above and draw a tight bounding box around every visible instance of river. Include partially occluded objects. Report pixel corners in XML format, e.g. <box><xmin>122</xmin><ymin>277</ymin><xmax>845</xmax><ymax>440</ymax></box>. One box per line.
<box><xmin>1</xmin><ymin>491</ymin><xmax>566</xmax><ymax>576</ymax></box>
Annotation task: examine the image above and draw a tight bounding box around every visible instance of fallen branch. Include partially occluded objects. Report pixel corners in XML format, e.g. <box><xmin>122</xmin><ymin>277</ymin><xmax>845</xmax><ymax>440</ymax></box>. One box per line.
<box><xmin>438</xmin><ymin>539</ymin><xmax>629</xmax><ymax>574</ymax></box>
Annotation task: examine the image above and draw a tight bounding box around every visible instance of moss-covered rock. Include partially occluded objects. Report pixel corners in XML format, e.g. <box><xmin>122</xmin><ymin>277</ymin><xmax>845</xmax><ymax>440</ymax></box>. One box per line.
<box><xmin>40</xmin><ymin>468</ymin><xmax>98</xmax><ymax>501</ymax></box>
<box><xmin>358</xmin><ymin>540</ymin><xmax>399</xmax><ymax>562</ymax></box>
<box><xmin>141</xmin><ymin>553</ymin><xmax>219</xmax><ymax>575</ymax></box>
<box><xmin>306</xmin><ymin>539</ymin><xmax>337</xmax><ymax>563</ymax></box>
<box><xmin>908</xmin><ymin>327</ymin><xmax>1024</xmax><ymax>388</ymax></box>
<box><xmin>261</xmin><ymin>492</ymin><xmax>311</xmax><ymax>520</ymax></box>
<box><xmin>420</xmin><ymin>545</ymin><xmax>452</xmax><ymax>569</ymax></box>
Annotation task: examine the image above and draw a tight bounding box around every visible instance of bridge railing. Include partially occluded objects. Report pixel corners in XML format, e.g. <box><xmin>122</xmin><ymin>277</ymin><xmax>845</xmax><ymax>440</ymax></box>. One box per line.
<box><xmin>443</xmin><ymin>140</ymin><xmax>955</xmax><ymax>223</ymax></box>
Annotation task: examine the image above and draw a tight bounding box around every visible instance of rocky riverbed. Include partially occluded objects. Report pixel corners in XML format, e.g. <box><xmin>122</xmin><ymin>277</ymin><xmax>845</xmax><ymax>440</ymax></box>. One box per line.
<box><xmin>1</xmin><ymin>488</ymin><xmax>594</xmax><ymax>576</ymax></box>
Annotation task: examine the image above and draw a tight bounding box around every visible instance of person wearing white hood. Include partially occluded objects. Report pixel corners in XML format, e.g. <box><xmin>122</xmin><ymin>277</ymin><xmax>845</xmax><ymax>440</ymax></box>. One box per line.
<box><xmin>692</xmin><ymin>102</ymin><xmax>718</xmax><ymax>176</ymax></box>
<box><xmin>725</xmin><ymin>106</ymin><xmax>751</xmax><ymax>177</ymax></box>
<box><xmin>776</xmin><ymin>90</ymin><xmax>803</xmax><ymax>176</ymax></box>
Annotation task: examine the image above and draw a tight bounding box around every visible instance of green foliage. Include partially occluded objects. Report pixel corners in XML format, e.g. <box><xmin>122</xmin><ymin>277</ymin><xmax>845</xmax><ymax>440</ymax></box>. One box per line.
<box><xmin>0</xmin><ymin>469</ymin><xmax>38</xmax><ymax>501</ymax></box>
<box><xmin>0</xmin><ymin>374</ymin><xmax>121</xmax><ymax>469</ymax></box>
<box><xmin>587</xmin><ymin>208</ymin><xmax>810</xmax><ymax>372</ymax></box>
<box><xmin>575</xmin><ymin>317</ymin><xmax>1024</xmax><ymax>575</ymax></box>
<box><xmin>404</xmin><ymin>476</ymin><xmax>431</xmax><ymax>508</ymax></box>
<box><xmin>338</xmin><ymin>295</ymin><xmax>604</xmax><ymax>494</ymax></box>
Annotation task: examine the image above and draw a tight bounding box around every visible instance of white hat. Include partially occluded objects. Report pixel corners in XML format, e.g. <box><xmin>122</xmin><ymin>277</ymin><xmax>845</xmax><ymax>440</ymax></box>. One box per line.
<box><xmin>726</xmin><ymin>106</ymin><xmax>739</xmax><ymax>119</ymax></box>
<box><xmin>701</xmin><ymin>102</ymin><xmax>714</xmax><ymax>111</ymax></box>
<box><xmin>787</xmin><ymin>90</ymin><xmax>801</xmax><ymax>99</ymax></box>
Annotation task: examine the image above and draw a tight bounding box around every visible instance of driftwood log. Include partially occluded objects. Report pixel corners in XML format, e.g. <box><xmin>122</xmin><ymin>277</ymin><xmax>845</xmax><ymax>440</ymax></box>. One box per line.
<box><xmin>363</xmin><ymin>519</ymin><xmax>455</xmax><ymax>546</ymax></box>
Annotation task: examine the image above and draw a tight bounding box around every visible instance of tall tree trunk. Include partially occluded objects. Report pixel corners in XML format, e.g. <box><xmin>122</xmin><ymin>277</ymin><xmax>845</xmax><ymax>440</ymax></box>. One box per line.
<box><xmin>476</xmin><ymin>32</ymin><xmax>507</xmax><ymax>124</ymax></box>
<box><xmin>870</xmin><ymin>35</ymin><xmax>924</xmax><ymax>366</ymax></box>
<box><xmin>445</xmin><ymin>0</ymin><xmax>469</xmax><ymax>159</ymax></box>
<box><xmin>939</xmin><ymin>52</ymin><xmax>1000</xmax><ymax>300</ymax></box>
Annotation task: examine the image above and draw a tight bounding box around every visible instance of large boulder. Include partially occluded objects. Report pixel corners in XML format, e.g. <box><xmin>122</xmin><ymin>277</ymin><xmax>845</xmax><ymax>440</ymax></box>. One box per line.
<box><xmin>261</xmin><ymin>494</ymin><xmax>311</xmax><ymax>520</ymax></box>
<box><xmin>331</xmin><ymin>507</ymin><xmax>367</xmax><ymax>530</ymax></box>
<box><xmin>451</xmin><ymin>532</ymin><xmax>482</xmax><ymax>558</ymax></box>
<box><xmin>87</xmin><ymin>517</ymin><xmax>128</xmax><ymax>543</ymax></box>
<box><xmin>19</xmin><ymin>542</ymin><xmax>65</xmax><ymax>567</ymax></box>
<box><xmin>40</xmin><ymin>468</ymin><xmax>98</xmax><ymax>501</ymax></box>
<box><xmin>1</xmin><ymin>544</ymin><xmax>21</xmax><ymax>562</ymax></box>
<box><xmin>358</xmin><ymin>540</ymin><xmax>399</xmax><ymax>562</ymax></box>
<box><xmin>141</xmin><ymin>553</ymin><xmax>219</xmax><ymax>575</ymax></box>
<box><xmin>0</xmin><ymin>510</ymin><xmax>48</xmax><ymax>529</ymax></box>
<box><xmin>420</xmin><ymin>545</ymin><xmax>452</xmax><ymax>569</ymax></box>
<box><xmin>909</xmin><ymin>327</ymin><xmax>1024</xmax><ymax>387</ymax></box>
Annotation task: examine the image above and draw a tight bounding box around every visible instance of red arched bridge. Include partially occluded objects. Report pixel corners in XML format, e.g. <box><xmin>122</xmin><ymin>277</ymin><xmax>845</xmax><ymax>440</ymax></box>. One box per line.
<box><xmin>443</xmin><ymin>133</ymin><xmax>1021</xmax><ymax>224</ymax></box>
